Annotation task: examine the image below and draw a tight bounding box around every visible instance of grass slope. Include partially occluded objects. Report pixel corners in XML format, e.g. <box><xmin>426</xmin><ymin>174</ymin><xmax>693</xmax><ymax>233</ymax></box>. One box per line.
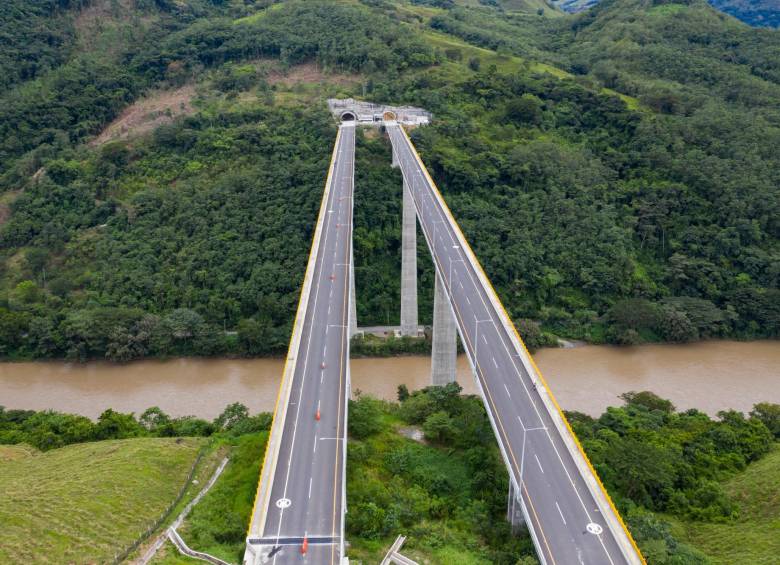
<box><xmin>0</xmin><ymin>437</ymin><xmax>205</xmax><ymax>564</ymax></box>
<box><xmin>670</xmin><ymin>444</ymin><xmax>780</xmax><ymax>564</ymax></box>
<box><xmin>153</xmin><ymin>432</ymin><xmax>267</xmax><ymax>565</ymax></box>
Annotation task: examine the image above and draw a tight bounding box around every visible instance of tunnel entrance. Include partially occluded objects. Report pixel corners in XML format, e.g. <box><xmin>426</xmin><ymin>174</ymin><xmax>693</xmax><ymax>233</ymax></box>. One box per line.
<box><xmin>340</xmin><ymin>111</ymin><xmax>356</xmax><ymax>122</ymax></box>
<box><xmin>383</xmin><ymin>111</ymin><xmax>397</xmax><ymax>121</ymax></box>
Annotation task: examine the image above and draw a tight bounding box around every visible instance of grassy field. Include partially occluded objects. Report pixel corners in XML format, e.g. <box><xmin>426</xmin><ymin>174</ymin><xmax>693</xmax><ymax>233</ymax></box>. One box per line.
<box><xmin>0</xmin><ymin>437</ymin><xmax>206</xmax><ymax>564</ymax></box>
<box><xmin>152</xmin><ymin>432</ymin><xmax>267</xmax><ymax>565</ymax></box>
<box><xmin>670</xmin><ymin>443</ymin><xmax>780</xmax><ymax>564</ymax></box>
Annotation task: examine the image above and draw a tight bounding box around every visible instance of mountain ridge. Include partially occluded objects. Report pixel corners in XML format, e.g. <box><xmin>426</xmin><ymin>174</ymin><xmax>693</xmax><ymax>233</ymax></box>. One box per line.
<box><xmin>552</xmin><ymin>0</ymin><xmax>780</xmax><ymax>27</ymax></box>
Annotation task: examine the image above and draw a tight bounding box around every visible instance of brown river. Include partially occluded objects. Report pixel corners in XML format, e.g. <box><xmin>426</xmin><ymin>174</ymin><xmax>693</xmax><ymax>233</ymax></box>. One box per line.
<box><xmin>0</xmin><ymin>341</ymin><xmax>777</xmax><ymax>419</ymax></box>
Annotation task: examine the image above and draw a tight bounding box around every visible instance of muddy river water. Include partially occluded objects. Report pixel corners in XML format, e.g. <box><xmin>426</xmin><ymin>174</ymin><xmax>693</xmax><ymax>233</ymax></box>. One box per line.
<box><xmin>0</xmin><ymin>340</ymin><xmax>777</xmax><ymax>419</ymax></box>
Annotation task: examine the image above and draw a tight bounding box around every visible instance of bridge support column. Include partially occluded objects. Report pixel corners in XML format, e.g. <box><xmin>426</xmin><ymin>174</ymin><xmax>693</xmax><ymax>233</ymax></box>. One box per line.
<box><xmin>350</xmin><ymin>244</ymin><xmax>358</xmax><ymax>337</ymax></box>
<box><xmin>400</xmin><ymin>178</ymin><xmax>418</xmax><ymax>336</ymax></box>
<box><xmin>507</xmin><ymin>481</ymin><xmax>525</xmax><ymax>534</ymax></box>
<box><xmin>431</xmin><ymin>271</ymin><xmax>457</xmax><ymax>385</ymax></box>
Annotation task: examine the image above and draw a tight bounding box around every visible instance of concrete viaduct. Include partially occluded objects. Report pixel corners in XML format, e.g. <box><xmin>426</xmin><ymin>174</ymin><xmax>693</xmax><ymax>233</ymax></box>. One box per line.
<box><xmin>243</xmin><ymin>105</ymin><xmax>645</xmax><ymax>565</ymax></box>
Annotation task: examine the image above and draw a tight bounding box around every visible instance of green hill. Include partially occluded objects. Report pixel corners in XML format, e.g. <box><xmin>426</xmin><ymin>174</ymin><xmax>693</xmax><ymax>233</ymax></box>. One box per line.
<box><xmin>0</xmin><ymin>437</ymin><xmax>205</xmax><ymax>564</ymax></box>
<box><xmin>670</xmin><ymin>444</ymin><xmax>780</xmax><ymax>564</ymax></box>
<box><xmin>0</xmin><ymin>0</ymin><xmax>777</xmax><ymax>359</ymax></box>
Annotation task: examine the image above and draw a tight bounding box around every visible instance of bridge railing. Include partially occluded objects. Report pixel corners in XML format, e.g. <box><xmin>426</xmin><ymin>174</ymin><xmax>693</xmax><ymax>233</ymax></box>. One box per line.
<box><xmin>245</xmin><ymin>127</ymin><xmax>345</xmax><ymax>544</ymax></box>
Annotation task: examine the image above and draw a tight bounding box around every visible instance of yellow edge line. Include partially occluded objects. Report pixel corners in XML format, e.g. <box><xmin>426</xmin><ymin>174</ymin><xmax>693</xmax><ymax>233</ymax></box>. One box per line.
<box><xmin>247</xmin><ymin>126</ymin><xmax>343</xmax><ymax>537</ymax></box>
<box><xmin>398</xmin><ymin>125</ymin><xmax>646</xmax><ymax>564</ymax></box>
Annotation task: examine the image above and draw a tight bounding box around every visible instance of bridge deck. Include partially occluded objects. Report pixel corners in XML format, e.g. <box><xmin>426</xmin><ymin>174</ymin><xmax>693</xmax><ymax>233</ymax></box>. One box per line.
<box><xmin>387</xmin><ymin>123</ymin><xmax>644</xmax><ymax>565</ymax></box>
<box><xmin>245</xmin><ymin>125</ymin><xmax>355</xmax><ymax>565</ymax></box>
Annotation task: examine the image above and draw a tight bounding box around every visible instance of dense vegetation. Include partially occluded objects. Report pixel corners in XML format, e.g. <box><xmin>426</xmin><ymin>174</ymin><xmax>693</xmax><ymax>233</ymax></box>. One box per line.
<box><xmin>0</xmin><ymin>0</ymin><xmax>777</xmax><ymax>361</ymax></box>
<box><xmin>67</xmin><ymin>383</ymin><xmax>780</xmax><ymax>565</ymax></box>
<box><xmin>347</xmin><ymin>386</ymin><xmax>780</xmax><ymax>563</ymax></box>
<box><xmin>0</xmin><ymin>402</ymin><xmax>270</xmax><ymax>450</ymax></box>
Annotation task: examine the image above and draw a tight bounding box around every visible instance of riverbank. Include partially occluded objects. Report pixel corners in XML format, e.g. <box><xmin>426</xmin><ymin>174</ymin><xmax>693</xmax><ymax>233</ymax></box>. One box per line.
<box><xmin>1</xmin><ymin>341</ymin><xmax>777</xmax><ymax>419</ymax></box>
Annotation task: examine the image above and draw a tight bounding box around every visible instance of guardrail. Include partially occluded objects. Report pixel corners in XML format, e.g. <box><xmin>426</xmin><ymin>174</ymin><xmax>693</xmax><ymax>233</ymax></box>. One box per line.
<box><xmin>168</xmin><ymin>528</ymin><xmax>232</xmax><ymax>565</ymax></box>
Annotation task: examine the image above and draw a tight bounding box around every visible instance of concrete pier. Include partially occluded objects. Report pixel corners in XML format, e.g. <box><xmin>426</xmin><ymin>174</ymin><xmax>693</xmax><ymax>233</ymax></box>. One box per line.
<box><xmin>431</xmin><ymin>271</ymin><xmax>457</xmax><ymax>385</ymax></box>
<box><xmin>350</xmin><ymin>244</ymin><xmax>358</xmax><ymax>337</ymax></box>
<box><xmin>400</xmin><ymin>178</ymin><xmax>418</xmax><ymax>336</ymax></box>
<box><xmin>507</xmin><ymin>481</ymin><xmax>526</xmax><ymax>534</ymax></box>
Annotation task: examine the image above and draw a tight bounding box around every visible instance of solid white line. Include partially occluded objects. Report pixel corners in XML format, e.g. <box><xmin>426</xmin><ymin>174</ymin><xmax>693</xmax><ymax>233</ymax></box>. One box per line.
<box><xmin>555</xmin><ymin>501</ymin><xmax>566</xmax><ymax>525</ymax></box>
<box><xmin>535</xmin><ymin>454</ymin><xmax>544</xmax><ymax>474</ymax></box>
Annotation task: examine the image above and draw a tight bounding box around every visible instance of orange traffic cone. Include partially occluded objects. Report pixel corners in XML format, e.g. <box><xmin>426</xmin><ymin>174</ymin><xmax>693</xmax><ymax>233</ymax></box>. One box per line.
<box><xmin>315</xmin><ymin>409</ymin><xmax>321</xmax><ymax>421</ymax></box>
<box><xmin>301</xmin><ymin>537</ymin><xmax>308</xmax><ymax>555</ymax></box>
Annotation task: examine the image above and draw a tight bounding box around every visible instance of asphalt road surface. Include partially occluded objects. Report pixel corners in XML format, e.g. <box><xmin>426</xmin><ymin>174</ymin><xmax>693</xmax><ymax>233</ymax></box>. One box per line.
<box><xmin>388</xmin><ymin>123</ymin><xmax>639</xmax><ymax>565</ymax></box>
<box><xmin>253</xmin><ymin>124</ymin><xmax>355</xmax><ymax>564</ymax></box>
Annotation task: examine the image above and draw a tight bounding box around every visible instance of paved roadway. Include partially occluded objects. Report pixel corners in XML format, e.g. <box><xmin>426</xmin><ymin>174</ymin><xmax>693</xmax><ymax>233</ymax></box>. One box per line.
<box><xmin>387</xmin><ymin>123</ymin><xmax>641</xmax><ymax>565</ymax></box>
<box><xmin>248</xmin><ymin>124</ymin><xmax>355</xmax><ymax>564</ymax></box>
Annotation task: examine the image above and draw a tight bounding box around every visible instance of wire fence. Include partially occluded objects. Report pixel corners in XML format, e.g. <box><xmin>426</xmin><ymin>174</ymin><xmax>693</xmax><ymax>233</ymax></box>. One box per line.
<box><xmin>110</xmin><ymin>446</ymin><xmax>208</xmax><ymax>564</ymax></box>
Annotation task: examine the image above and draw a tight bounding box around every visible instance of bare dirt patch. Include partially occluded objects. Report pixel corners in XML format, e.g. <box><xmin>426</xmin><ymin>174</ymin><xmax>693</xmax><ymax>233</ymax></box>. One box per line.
<box><xmin>265</xmin><ymin>62</ymin><xmax>360</xmax><ymax>87</ymax></box>
<box><xmin>91</xmin><ymin>85</ymin><xmax>197</xmax><ymax>146</ymax></box>
<box><xmin>74</xmin><ymin>0</ymin><xmax>150</xmax><ymax>52</ymax></box>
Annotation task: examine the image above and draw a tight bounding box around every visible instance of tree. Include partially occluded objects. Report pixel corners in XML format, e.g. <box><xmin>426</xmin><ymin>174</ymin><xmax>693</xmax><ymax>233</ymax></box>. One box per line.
<box><xmin>214</xmin><ymin>402</ymin><xmax>249</xmax><ymax>431</ymax></box>
<box><xmin>94</xmin><ymin>409</ymin><xmax>143</xmax><ymax>440</ymax></box>
<box><xmin>620</xmin><ymin>391</ymin><xmax>675</xmax><ymax>413</ymax></box>
<box><xmin>238</xmin><ymin>317</ymin><xmax>272</xmax><ymax>355</ymax></box>
<box><xmin>515</xmin><ymin>318</ymin><xmax>545</xmax><ymax>352</ymax></box>
<box><xmin>423</xmin><ymin>410</ymin><xmax>455</xmax><ymax>443</ymax></box>
<box><xmin>505</xmin><ymin>94</ymin><xmax>543</xmax><ymax>125</ymax></box>
<box><xmin>348</xmin><ymin>396</ymin><xmax>382</xmax><ymax>439</ymax></box>
<box><xmin>750</xmin><ymin>403</ymin><xmax>780</xmax><ymax>439</ymax></box>
<box><xmin>10</xmin><ymin>280</ymin><xmax>42</xmax><ymax>306</ymax></box>
<box><xmin>605</xmin><ymin>436</ymin><xmax>678</xmax><ymax>509</ymax></box>
<box><xmin>0</xmin><ymin>308</ymin><xmax>30</xmax><ymax>354</ymax></box>
<box><xmin>657</xmin><ymin>306</ymin><xmax>698</xmax><ymax>343</ymax></box>
<box><xmin>139</xmin><ymin>407</ymin><xmax>171</xmax><ymax>432</ymax></box>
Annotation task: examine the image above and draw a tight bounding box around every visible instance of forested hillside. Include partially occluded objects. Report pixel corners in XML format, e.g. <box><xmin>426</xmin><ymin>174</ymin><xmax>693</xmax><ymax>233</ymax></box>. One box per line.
<box><xmin>0</xmin><ymin>0</ymin><xmax>777</xmax><ymax>361</ymax></box>
<box><xmin>708</xmin><ymin>0</ymin><xmax>780</xmax><ymax>28</ymax></box>
<box><xmin>553</xmin><ymin>0</ymin><xmax>780</xmax><ymax>28</ymax></box>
